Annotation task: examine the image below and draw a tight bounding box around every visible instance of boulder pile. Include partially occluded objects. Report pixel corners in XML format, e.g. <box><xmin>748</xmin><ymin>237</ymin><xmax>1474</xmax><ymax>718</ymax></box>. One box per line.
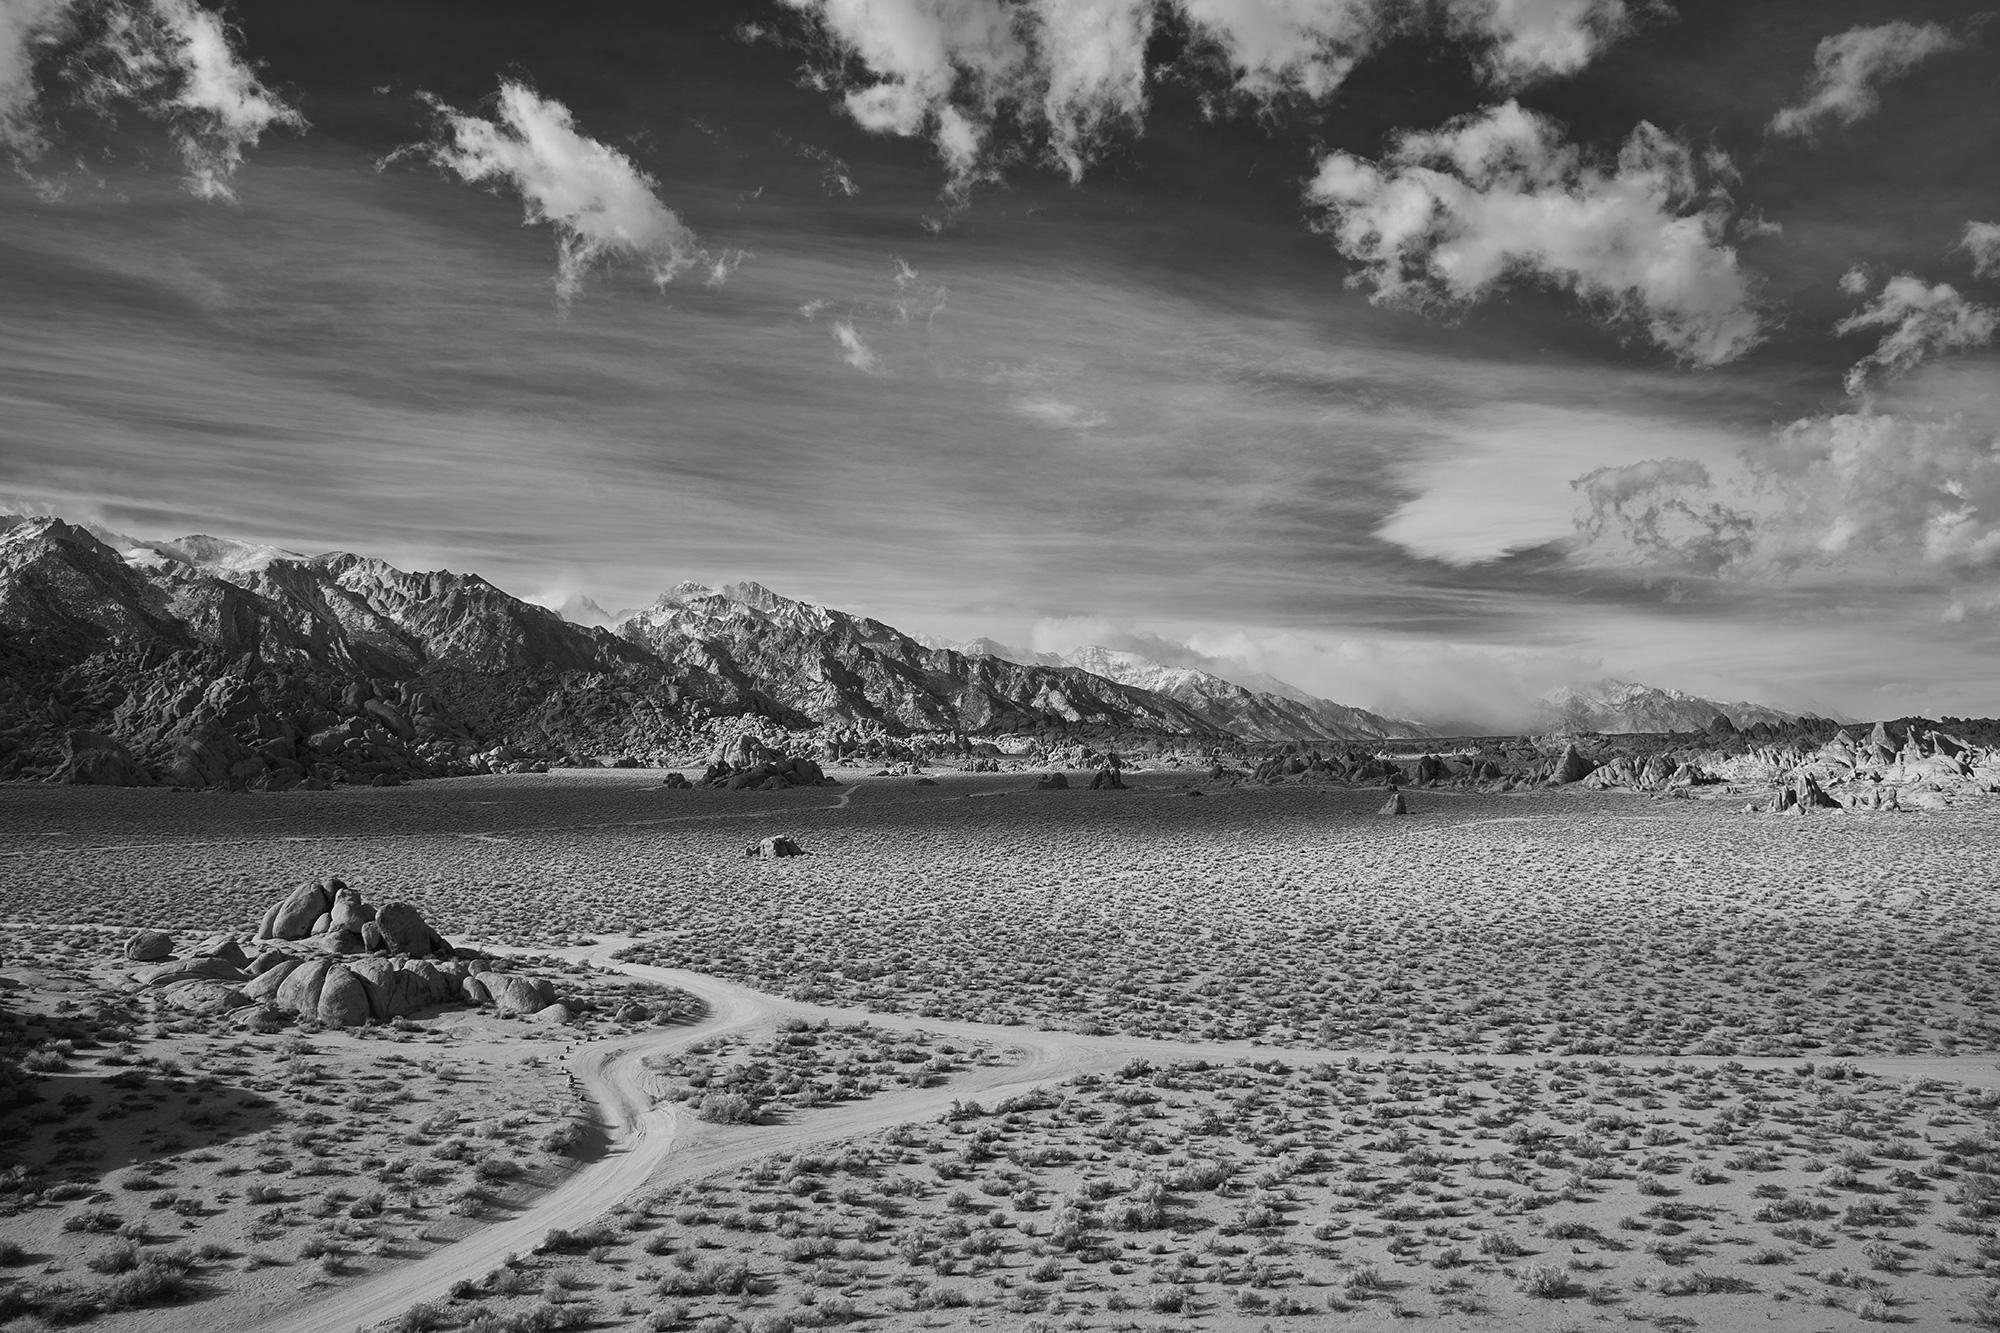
<box><xmin>700</xmin><ymin>735</ymin><xmax>839</xmax><ymax>790</ymax></box>
<box><xmin>117</xmin><ymin>878</ymin><xmax>577</xmax><ymax>1027</ymax></box>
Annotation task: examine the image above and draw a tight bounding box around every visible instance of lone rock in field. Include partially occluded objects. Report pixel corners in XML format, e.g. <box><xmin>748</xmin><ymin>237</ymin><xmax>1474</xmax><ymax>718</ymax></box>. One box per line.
<box><xmin>125</xmin><ymin>929</ymin><xmax>174</xmax><ymax>962</ymax></box>
<box><xmin>746</xmin><ymin>835</ymin><xmax>805</xmax><ymax>859</ymax></box>
<box><xmin>1378</xmin><ymin>791</ymin><xmax>1408</xmax><ymax>816</ymax></box>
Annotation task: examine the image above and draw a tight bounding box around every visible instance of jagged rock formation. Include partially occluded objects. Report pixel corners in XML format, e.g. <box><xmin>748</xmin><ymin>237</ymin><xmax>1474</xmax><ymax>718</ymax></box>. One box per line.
<box><xmin>1539</xmin><ymin>679</ymin><xmax>1805</xmax><ymax>735</ymax></box>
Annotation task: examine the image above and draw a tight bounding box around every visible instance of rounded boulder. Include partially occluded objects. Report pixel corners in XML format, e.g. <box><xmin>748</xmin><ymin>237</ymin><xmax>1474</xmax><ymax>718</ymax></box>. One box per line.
<box><xmin>125</xmin><ymin>930</ymin><xmax>174</xmax><ymax>963</ymax></box>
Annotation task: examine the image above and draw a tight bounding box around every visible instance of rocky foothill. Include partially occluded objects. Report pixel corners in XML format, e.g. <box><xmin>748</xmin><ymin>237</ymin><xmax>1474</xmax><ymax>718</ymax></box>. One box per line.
<box><xmin>117</xmin><ymin>877</ymin><xmax>576</xmax><ymax>1028</ymax></box>
<box><xmin>1239</xmin><ymin>716</ymin><xmax>2000</xmax><ymax>814</ymax></box>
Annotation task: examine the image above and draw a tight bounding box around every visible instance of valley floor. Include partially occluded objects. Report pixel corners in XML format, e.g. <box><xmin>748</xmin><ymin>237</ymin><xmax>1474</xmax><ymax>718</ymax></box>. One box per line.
<box><xmin>6</xmin><ymin>771</ymin><xmax>2000</xmax><ymax>1331</ymax></box>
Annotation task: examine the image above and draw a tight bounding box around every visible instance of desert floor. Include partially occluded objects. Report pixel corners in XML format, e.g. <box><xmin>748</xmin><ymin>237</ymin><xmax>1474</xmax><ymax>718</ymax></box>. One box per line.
<box><xmin>6</xmin><ymin>769</ymin><xmax>2000</xmax><ymax>1331</ymax></box>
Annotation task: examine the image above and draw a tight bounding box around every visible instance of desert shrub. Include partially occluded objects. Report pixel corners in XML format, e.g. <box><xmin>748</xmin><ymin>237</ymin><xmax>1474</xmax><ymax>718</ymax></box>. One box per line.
<box><xmin>393</xmin><ymin>1301</ymin><xmax>450</xmax><ymax>1332</ymax></box>
<box><xmin>100</xmin><ymin>1259</ymin><xmax>196</xmax><ymax>1309</ymax></box>
<box><xmin>62</xmin><ymin>1208</ymin><xmax>121</xmax><ymax>1234</ymax></box>
<box><xmin>1517</xmin><ymin>1265</ymin><xmax>1574</xmax><ymax>1298</ymax></box>
<box><xmin>696</xmin><ymin>1093</ymin><xmax>760</xmax><ymax>1125</ymax></box>
<box><xmin>87</xmin><ymin>1240</ymin><xmax>140</xmax><ymax>1274</ymax></box>
<box><xmin>0</xmin><ymin>1240</ymin><xmax>27</xmax><ymax>1266</ymax></box>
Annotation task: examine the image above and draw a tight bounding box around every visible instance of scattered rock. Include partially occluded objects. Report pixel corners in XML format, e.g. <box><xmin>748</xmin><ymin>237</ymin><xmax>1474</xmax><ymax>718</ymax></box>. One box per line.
<box><xmin>1378</xmin><ymin>791</ymin><xmax>1408</xmax><ymax>817</ymax></box>
<box><xmin>661</xmin><ymin>772</ymin><xmax>693</xmax><ymax>789</ymax></box>
<box><xmin>1035</xmin><ymin>772</ymin><xmax>1069</xmax><ymax>790</ymax></box>
<box><xmin>1088</xmin><ymin>769</ymin><xmax>1126</xmax><ymax>790</ymax></box>
<box><xmin>746</xmin><ymin>835</ymin><xmax>805</xmax><ymax>859</ymax></box>
<box><xmin>124</xmin><ymin>929</ymin><xmax>173</xmax><ymax>962</ymax></box>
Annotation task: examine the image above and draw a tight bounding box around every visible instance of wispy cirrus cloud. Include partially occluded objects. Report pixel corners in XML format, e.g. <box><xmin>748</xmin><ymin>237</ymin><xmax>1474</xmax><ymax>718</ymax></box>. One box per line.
<box><xmin>1767</xmin><ymin>20</ymin><xmax>1959</xmax><ymax>140</ymax></box>
<box><xmin>830</xmin><ymin>317</ymin><xmax>881</xmax><ymax>371</ymax></box>
<box><xmin>408</xmin><ymin>80</ymin><xmax>722</xmax><ymax>306</ymax></box>
<box><xmin>1305</xmin><ymin>99</ymin><xmax>1762</xmax><ymax>365</ymax></box>
<box><xmin>2</xmin><ymin>0</ymin><xmax>300</xmax><ymax>198</ymax></box>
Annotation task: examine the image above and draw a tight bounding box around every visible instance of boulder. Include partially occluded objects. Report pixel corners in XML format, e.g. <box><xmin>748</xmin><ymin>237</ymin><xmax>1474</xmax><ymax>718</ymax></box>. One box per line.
<box><xmin>137</xmin><ymin>957</ymin><xmax>247</xmax><ymax>987</ymax></box>
<box><xmin>328</xmin><ymin>888</ymin><xmax>374</xmax><ymax>933</ymax></box>
<box><xmin>661</xmin><ymin>772</ymin><xmax>693</xmax><ymax>790</ymax></box>
<box><xmin>529</xmin><ymin>1003</ymin><xmax>574</xmax><ymax>1024</ymax></box>
<box><xmin>486</xmin><ymin>974</ymin><xmax>556</xmax><ymax>1016</ymax></box>
<box><xmin>53</xmin><ymin>731</ymin><xmax>156</xmax><ymax>787</ymax></box>
<box><xmin>125</xmin><ymin>929</ymin><xmax>174</xmax><ymax>963</ymax></box>
<box><xmin>330</xmin><ymin>929</ymin><xmax>367</xmax><ymax>955</ymax></box>
<box><xmin>375</xmin><ymin>901</ymin><xmax>444</xmax><ymax>957</ymax></box>
<box><xmin>243</xmin><ymin>958</ymin><xmax>302</xmax><ymax>1001</ymax></box>
<box><xmin>746</xmin><ymin>836</ymin><xmax>805</xmax><ymax>859</ymax></box>
<box><xmin>1790</xmin><ymin>771</ymin><xmax>1841</xmax><ymax>811</ymax></box>
<box><xmin>361</xmin><ymin>920</ymin><xmax>385</xmax><ymax>951</ymax></box>
<box><xmin>274</xmin><ymin>957</ymin><xmax>336</xmax><ymax>1017</ymax></box>
<box><xmin>191</xmin><ymin>934</ymin><xmax>249</xmax><ymax>968</ymax></box>
<box><xmin>1378</xmin><ymin>791</ymin><xmax>1408</xmax><ymax>817</ymax></box>
<box><xmin>156</xmin><ymin>981</ymin><xmax>251</xmax><ymax>1015</ymax></box>
<box><xmin>1552</xmin><ymin>744</ymin><xmax>1595</xmax><ymax>785</ymax></box>
<box><xmin>1035</xmin><ymin>772</ymin><xmax>1070</xmax><ymax>790</ymax></box>
<box><xmin>316</xmin><ymin>967</ymin><xmax>372</xmax><ymax>1027</ymax></box>
<box><xmin>264</xmin><ymin>881</ymin><xmax>332</xmax><ymax>941</ymax></box>
<box><xmin>1088</xmin><ymin>769</ymin><xmax>1125</xmax><ymax>790</ymax></box>
<box><xmin>462</xmin><ymin>975</ymin><xmax>492</xmax><ymax>1006</ymax></box>
<box><xmin>247</xmin><ymin>948</ymin><xmax>293</xmax><ymax>977</ymax></box>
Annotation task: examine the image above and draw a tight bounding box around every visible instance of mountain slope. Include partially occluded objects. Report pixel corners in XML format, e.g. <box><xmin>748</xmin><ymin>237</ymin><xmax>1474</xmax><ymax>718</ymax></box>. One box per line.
<box><xmin>621</xmin><ymin>582</ymin><xmax>1229</xmax><ymax>739</ymax></box>
<box><xmin>1053</xmin><ymin>645</ymin><xmax>1432</xmax><ymax>743</ymax></box>
<box><xmin>1539</xmin><ymin>680</ymin><xmax>1802</xmax><ymax>734</ymax></box>
<box><xmin>942</xmin><ymin>638</ymin><xmax>1430</xmax><ymax>743</ymax></box>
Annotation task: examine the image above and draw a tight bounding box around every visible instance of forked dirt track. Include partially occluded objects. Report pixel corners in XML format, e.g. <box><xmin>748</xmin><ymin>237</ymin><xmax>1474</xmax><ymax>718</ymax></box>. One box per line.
<box><xmin>234</xmin><ymin>935</ymin><xmax>2000</xmax><ymax>1333</ymax></box>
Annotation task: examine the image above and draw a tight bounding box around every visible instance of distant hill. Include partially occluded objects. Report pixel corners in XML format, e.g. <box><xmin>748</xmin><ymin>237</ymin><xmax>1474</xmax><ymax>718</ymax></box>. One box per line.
<box><xmin>945</xmin><ymin>640</ymin><xmax>1431</xmax><ymax>744</ymax></box>
<box><xmin>1538</xmin><ymin>679</ymin><xmax>1803</xmax><ymax>734</ymax></box>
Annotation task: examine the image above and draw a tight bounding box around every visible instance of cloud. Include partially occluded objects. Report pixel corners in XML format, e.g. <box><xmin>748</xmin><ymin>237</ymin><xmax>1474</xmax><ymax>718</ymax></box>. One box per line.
<box><xmin>413</xmin><ymin>81</ymin><xmax>712</xmax><ymax>305</ymax></box>
<box><xmin>831</xmin><ymin>318</ymin><xmax>881</xmax><ymax>371</ymax></box>
<box><xmin>1960</xmin><ymin>221</ymin><xmax>2000</xmax><ymax>281</ymax></box>
<box><xmin>3</xmin><ymin>0</ymin><xmax>301</xmax><ymax>198</ymax></box>
<box><xmin>784</xmin><ymin>0</ymin><xmax>1643</xmax><ymax>196</ymax></box>
<box><xmin>1458</xmin><ymin>0</ymin><xmax>1636</xmax><ymax>88</ymax></box>
<box><xmin>1306</xmin><ymin>100</ymin><xmax>1762</xmax><ymax>365</ymax></box>
<box><xmin>1572</xmin><ymin>370</ymin><xmax>2000</xmax><ymax>584</ymax></box>
<box><xmin>0</xmin><ymin>0</ymin><xmax>70</xmax><ymax>165</ymax></box>
<box><xmin>1834</xmin><ymin>273</ymin><xmax>1996</xmax><ymax>396</ymax></box>
<box><xmin>1768</xmin><ymin>21</ymin><xmax>1959</xmax><ymax>139</ymax></box>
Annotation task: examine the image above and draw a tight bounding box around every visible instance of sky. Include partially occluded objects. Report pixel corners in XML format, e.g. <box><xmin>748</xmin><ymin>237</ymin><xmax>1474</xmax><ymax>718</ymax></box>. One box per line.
<box><xmin>1</xmin><ymin>0</ymin><xmax>1997</xmax><ymax>726</ymax></box>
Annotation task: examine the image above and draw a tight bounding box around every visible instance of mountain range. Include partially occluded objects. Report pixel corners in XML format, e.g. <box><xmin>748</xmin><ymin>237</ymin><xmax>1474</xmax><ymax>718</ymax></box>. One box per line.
<box><xmin>0</xmin><ymin>512</ymin><xmax>1810</xmax><ymax>788</ymax></box>
<box><xmin>1537</xmin><ymin>680</ymin><xmax>1805</xmax><ymax>735</ymax></box>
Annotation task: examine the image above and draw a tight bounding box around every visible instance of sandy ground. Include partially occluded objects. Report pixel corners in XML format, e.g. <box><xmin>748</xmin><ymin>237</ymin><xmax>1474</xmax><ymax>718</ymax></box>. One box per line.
<box><xmin>6</xmin><ymin>771</ymin><xmax>2000</xmax><ymax>1331</ymax></box>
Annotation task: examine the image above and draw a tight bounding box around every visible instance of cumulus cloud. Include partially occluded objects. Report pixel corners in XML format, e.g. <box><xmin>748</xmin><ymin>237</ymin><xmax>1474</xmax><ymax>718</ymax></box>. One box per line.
<box><xmin>1960</xmin><ymin>221</ymin><xmax>2000</xmax><ymax>281</ymax></box>
<box><xmin>831</xmin><ymin>318</ymin><xmax>881</xmax><ymax>371</ymax></box>
<box><xmin>1570</xmin><ymin>458</ymin><xmax>1752</xmax><ymax>573</ymax></box>
<box><xmin>1835</xmin><ymin>273</ymin><xmax>1996</xmax><ymax>396</ymax></box>
<box><xmin>1768</xmin><ymin>21</ymin><xmax>1959</xmax><ymax>139</ymax></box>
<box><xmin>783</xmin><ymin>0</ymin><xmax>1643</xmax><ymax>195</ymax></box>
<box><xmin>2</xmin><ymin>0</ymin><xmax>300</xmax><ymax>197</ymax></box>
<box><xmin>1306</xmin><ymin>99</ymin><xmax>1762</xmax><ymax>365</ymax></box>
<box><xmin>413</xmin><ymin>81</ymin><xmax>710</xmax><ymax>305</ymax></box>
<box><xmin>1457</xmin><ymin>0</ymin><xmax>1635</xmax><ymax>88</ymax></box>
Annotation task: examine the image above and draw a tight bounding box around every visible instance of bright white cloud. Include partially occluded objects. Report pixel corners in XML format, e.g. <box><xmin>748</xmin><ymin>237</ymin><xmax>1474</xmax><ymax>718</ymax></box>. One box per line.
<box><xmin>1457</xmin><ymin>0</ymin><xmax>1633</xmax><ymax>88</ymax></box>
<box><xmin>831</xmin><ymin>318</ymin><xmax>881</xmax><ymax>372</ymax></box>
<box><xmin>1573</xmin><ymin>367</ymin><xmax>2000</xmax><ymax>583</ymax></box>
<box><xmin>1768</xmin><ymin>20</ymin><xmax>1959</xmax><ymax>139</ymax></box>
<box><xmin>1306</xmin><ymin>100</ymin><xmax>1762</xmax><ymax>365</ymax></box>
<box><xmin>1835</xmin><ymin>273</ymin><xmax>1996</xmax><ymax>396</ymax></box>
<box><xmin>1961</xmin><ymin>221</ymin><xmax>2000</xmax><ymax>281</ymax></box>
<box><xmin>784</xmin><ymin>0</ymin><xmax>1642</xmax><ymax>194</ymax></box>
<box><xmin>416</xmin><ymin>81</ymin><xmax>708</xmax><ymax>305</ymax></box>
<box><xmin>3</xmin><ymin>0</ymin><xmax>299</xmax><ymax>197</ymax></box>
